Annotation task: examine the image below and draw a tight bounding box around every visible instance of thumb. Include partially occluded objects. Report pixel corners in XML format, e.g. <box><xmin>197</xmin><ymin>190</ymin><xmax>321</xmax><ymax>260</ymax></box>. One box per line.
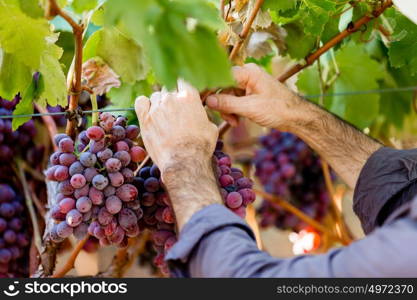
<box><xmin>206</xmin><ymin>94</ymin><xmax>252</xmax><ymax>117</ymax></box>
<box><xmin>135</xmin><ymin>96</ymin><xmax>150</xmax><ymax>124</ymax></box>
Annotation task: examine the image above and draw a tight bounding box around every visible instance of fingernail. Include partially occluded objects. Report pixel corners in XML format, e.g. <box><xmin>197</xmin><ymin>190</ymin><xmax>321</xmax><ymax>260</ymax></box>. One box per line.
<box><xmin>206</xmin><ymin>96</ymin><xmax>218</xmax><ymax>108</ymax></box>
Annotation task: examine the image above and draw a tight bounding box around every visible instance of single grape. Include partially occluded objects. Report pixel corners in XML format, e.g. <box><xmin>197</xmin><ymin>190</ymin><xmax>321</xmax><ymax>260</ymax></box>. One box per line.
<box><xmin>98</xmin><ymin>207</ymin><xmax>113</xmax><ymax>226</ymax></box>
<box><xmin>76</xmin><ymin>196</ymin><xmax>92</xmax><ymax>213</ymax></box>
<box><xmin>109</xmin><ymin>172</ymin><xmax>124</xmax><ymax>187</ymax></box>
<box><xmin>226</xmin><ymin>192</ymin><xmax>243</xmax><ymax>209</ymax></box>
<box><xmin>115</xmin><ymin>141</ymin><xmax>129</xmax><ymax>152</ymax></box>
<box><xmin>109</xmin><ymin>226</ymin><xmax>125</xmax><ymax>245</ymax></box>
<box><xmin>59</xmin><ymin>198</ymin><xmax>75</xmax><ymax>214</ymax></box>
<box><xmin>79</xmin><ymin>152</ymin><xmax>97</xmax><ymax>168</ymax></box>
<box><xmin>105</xmin><ymin>195</ymin><xmax>122</xmax><ymax>214</ymax></box>
<box><xmin>239</xmin><ymin>188</ymin><xmax>256</xmax><ymax>206</ymax></box>
<box><xmin>9</xmin><ymin>218</ymin><xmax>22</xmax><ymax>231</ymax></box>
<box><xmin>104</xmin><ymin>219</ymin><xmax>117</xmax><ymax>236</ymax></box>
<box><xmin>142</xmin><ymin>192</ymin><xmax>156</xmax><ymax>207</ymax></box>
<box><xmin>66</xmin><ymin>209</ymin><xmax>83</xmax><ymax>227</ymax></box>
<box><xmin>0</xmin><ymin>218</ymin><xmax>6</xmax><ymax>232</ymax></box>
<box><xmin>69</xmin><ymin>161</ymin><xmax>84</xmax><ymax>176</ymax></box>
<box><xmin>114</xmin><ymin>116</ymin><xmax>127</xmax><ymax>127</ymax></box>
<box><xmin>54</xmin><ymin>165</ymin><xmax>69</xmax><ymax>181</ymax></box>
<box><xmin>105</xmin><ymin>158</ymin><xmax>122</xmax><ymax>173</ymax></box>
<box><xmin>73</xmin><ymin>223</ymin><xmax>89</xmax><ymax>240</ymax></box>
<box><xmin>138</xmin><ymin>166</ymin><xmax>151</xmax><ymax>178</ymax></box>
<box><xmin>59</xmin><ymin>153</ymin><xmax>76</xmax><ymax>166</ymax></box>
<box><xmin>219</xmin><ymin>174</ymin><xmax>234</xmax><ymax>187</ymax></box>
<box><xmin>0</xmin><ymin>184</ymin><xmax>16</xmax><ymax>202</ymax></box>
<box><xmin>164</xmin><ymin>236</ymin><xmax>177</xmax><ymax>252</ymax></box>
<box><xmin>86</xmin><ymin>126</ymin><xmax>105</xmax><ymax>141</ymax></box>
<box><xmin>236</xmin><ymin>177</ymin><xmax>253</xmax><ymax>189</ymax></box>
<box><xmin>103</xmin><ymin>185</ymin><xmax>116</xmax><ymax>197</ymax></box>
<box><xmin>130</xmin><ymin>146</ymin><xmax>146</xmax><ymax>163</ymax></box>
<box><xmin>78</xmin><ymin>130</ymin><xmax>90</xmax><ymax>145</ymax></box>
<box><xmin>89</xmin><ymin>187</ymin><xmax>104</xmax><ymax>205</ymax></box>
<box><xmin>45</xmin><ymin>165</ymin><xmax>58</xmax><ymax>180</ymax></box>
<box><xmin>150</xmin><ymin>165</ymin><xmax>160</xmax><ymax>178</ymax></box>
<box><xmin>126</xmin><ymin>125</ymin><xmax>140</xmax><ymax>140</ymax></box>
<box><xmin>144</xmin><ymin>177</ymin><xmax>160</xmax><ymax>193</ymax></box>
<box><xmin>92</xmin><ymin>174</ymin><xmax>109</xmax><ymax>190</ymax></box>
<box><xmin>87</xmin><ymin>221</ymin><xmax>100</xmax><ymax>235</ymax></box>
<box><xmin>0</xmin><ymin>203</ymin><xmax>15</xmax><ymax>218</ymax></box>
<box><xmin>114</xmin><ymin>151</ymin><xmax>131</xmax><ymax>167</ymax></box>
<box><xmin>116</xmin><ymin>184</ymin><xmax>138</xmax><ymax>202</ymax></box>
<box><xmin>4</xmin><ymin>229</ymin><xmax>16</xmax><ymax>244</ymax></box>
<box><xmin>121</xmin><ymin>168</ymin><xmax>134</xmax><ymax>183</ymax></box>
<box><xmin>0</xmin><ymin>249</ymin><xmax>12</xmax><ymax>264</ymax></box>
<box><xmin>70</xmin><ymin>174</ymin><xmax>87</xmax><ymax>189</ymax></box>
<box><xmin>90</xmin><ymin>139</ymin><xmax>106</xmax><ymax>153</ymax></box>
<box><xmin>118</xmin><ymin>208</ymin><xmax>137</xmax><ymax>231</ymax></box>
<box><xmin>162</xmin><ymin>207</ymin><xmax>175</xmax><ymax>224</ymax></box>
<box><xmin>111</xmin><ymin>125</ymin><xmax>126</xmax><ymax>141</ymax></box>
<box><xmin>125</xmin><ymin>224</ymin><xmax>140</xmax><ymax>237</ymax></box>
<box><xmin>56</xmin><ymin>221</ymin><xmax>74</xmax><ymax>238</ymax></box>
<box><xmin>59</xmin><ymin>138</ymin><xmax>75</xmax><ymax>153</ymax></box>
<box><xmin>54</xmin><ymin>134</ymin><xmax>70</xmax><ymax>146</ymax></box>
<box><xmin>97</xmin><ymin>148</ymin><xmax>113</xmax><ymax>162</ymax></box>
<box><xmin>152</xmin><ymin>230</ymin><xmax>174</xmax><ymax>246</ymax></box>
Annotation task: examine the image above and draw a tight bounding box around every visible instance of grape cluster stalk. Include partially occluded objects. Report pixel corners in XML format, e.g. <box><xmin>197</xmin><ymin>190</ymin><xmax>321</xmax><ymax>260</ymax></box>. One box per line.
<box><xmin>0</xmin><ymin>184</ymin><xmax>31</xmax><ymax>277</ymax></box>
<box><xmin>254</xmin><ymin>130</ymin><xmax>331</xmax><ymax>231</ymax></box>
<box><xmin>46</xmin><ymin>113</ymin><xmax>147</xmax><ymax>247</ymax></box>
<box><xmin>134</xmin><ymin>140</ymin><xmax>256</xmax><ymax>275</ymax></box>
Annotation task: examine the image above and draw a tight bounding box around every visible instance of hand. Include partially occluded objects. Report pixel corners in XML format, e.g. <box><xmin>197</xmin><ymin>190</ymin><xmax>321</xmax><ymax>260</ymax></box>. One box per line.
<box><xmin>135</xmin><ymin>80</ymin><xmax>222</xmax><ymax>230</ymax></box>
<box><xmin>135</xmin><ymin>80</ymin><xmax>218</xmax><ymax>174</ymax></box>
<box><xmin>206</xmin><ymin>63</ymin><xmax>299</xmax><ymax>129</ymax></box>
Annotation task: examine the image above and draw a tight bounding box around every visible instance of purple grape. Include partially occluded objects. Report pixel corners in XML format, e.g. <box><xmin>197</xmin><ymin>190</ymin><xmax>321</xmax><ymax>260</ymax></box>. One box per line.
<box><xmin>116</xmin><ymin>184</ymin><xmax>138</xmax><ymax>202</ymax></box>
<box><xmin>118</xmin><ymin>208</ymin><xmax>137</xmax><ymax>231</ymax></box>
<box><xmin>144</xmin><ymin>177</ymin><xmax>159</xmax><ymax>193</ymax></box>
<box><xmin>105</xmin><ymin>195</ymin><xmax>122</xmax><ymax>214</ymax></box>
<box><xmin>114</xmin><ymin>151</ymin><xmax>131</xmax><ymax>167</ymax></box>
<box><xmin>74</xmin><ymin>184</ymin><xmax>89</xmax><ymax>199</ymax></box>
<box><xmin>98</xmin><ymin>207</ymin><xmax>113</xmax><ymax>226</ymax></box>
<box><xmin>92</xmin><ymin>174</ymin><xmax>109</xmax><ymax>190</ymax></box>
<box><xmin>111</xmin><ymin>125</ymin><xmax>126</xmax><ymax>141</ymax></box>
<box><xmin>59</xmin><ymin>138</ymin><xmax>74</xmax><ymax>153</ymax></box>
<box><xmin>69</xmin><ymin>161</ymin><xmax>84</xmax><ymax>176</ymax></box>
<box><xmin>66</xmin><ymin>209</ymin><xmax>83</xmax><ymax>227</ymax></box>
<box><xmin>59</xmin><ymin>153</ymin><xmax>76</xmax><ymax>166</ymax></box>
<box><xmin>70</xmin><ymin>174</ymin><xmax>87</xmax><ymax>189</ymax></box>
<box><xmin>105</xmin><ymin>158</ymin><xmax>121</xmax><ymax>173</ymax></box>
<box><xmin>76</xmin><ymin>196</ymin><xmax>92</xmax><ymax>213</ymax></box>
<box><xmin>73</xmin><ymin>223</ymin><xmax>89</xmax><ymax>240</ymax></box>
<box><xmin>126</xmin><ymin>125</ymin><xmax>140</xmax><ymax>140</ymax></box>
<box><xmin>83</xmin><ymin>167</ymin><xmax>98</xmax><ymax>182</ymax></box>
<box><xmin>79</xmin><ymin>152</ymin><xmax>97</xmax><ymax>167</ymax></box>
<box><xmin>86</xmin><ymin>126</ymin><xmax>105</xmax><ymax>141</ymax></box>
<box><xmin>97</xmin><ymin>148</ymin><xmax>113</xmax><ymax>162</ymax></box>
<box><xmin>54</xmin><ymin>165</ymin><xmax>69</xmax><ymax>181</ymax></box>
<box><xmin>89</xmin><ymin>187</ymin><xmax>104</xmax><ymax>205</ymax></box>
<box><xmin>56</xmin><ymin>221</ymin><xmax>73</xmax><ymax>238</ymax></box>
<box><xmin>109</xmin><ymin>172</ymin><xmax>124</xmax><ymax>187</ymax></box>
<box><xmin>0</xmin><ymin>203</ymin><xmax>15</xmax><ymax>218</ymax></box>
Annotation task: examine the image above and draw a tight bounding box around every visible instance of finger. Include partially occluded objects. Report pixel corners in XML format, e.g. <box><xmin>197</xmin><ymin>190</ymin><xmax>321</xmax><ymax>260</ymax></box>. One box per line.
<box><xmin>150</xmin><ymin>91</ymin><xmax>162</xmax><ymax>106</ymax></box>
<box><xmin>232</xmin><ymin>63</ymin><xmax>262</xmax><ymax>90</ymax></box>
<box><xmin>177</xmin><ymin>79</ymin><xmax>199</xmax><ymax>98</ymax></box>
<box><xmin>134</xmin><ymin>96</ymin><xmax>150</xmax><ymax>123</ymax></box>
<box><xmin>206</xmin><ymin>94</ymin><xmax>252</xmax><ymax>117</ymax></box>
<box><xmin>220</xmin><ymin>112</ymin><xmax>239</xmax><ymax>127</ymax></box>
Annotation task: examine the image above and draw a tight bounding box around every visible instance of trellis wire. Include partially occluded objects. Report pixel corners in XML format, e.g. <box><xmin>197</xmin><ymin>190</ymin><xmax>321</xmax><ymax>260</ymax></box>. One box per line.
<box><xmin>0</xmin><ymin>86</ymin><xmax>416</xmax><ymax>119</ymax></box>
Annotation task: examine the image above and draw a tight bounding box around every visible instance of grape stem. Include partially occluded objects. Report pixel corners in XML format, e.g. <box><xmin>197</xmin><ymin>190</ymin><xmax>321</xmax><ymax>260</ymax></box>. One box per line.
<box><xmin>229</xmin><ymin>0</ymin><xmax>265</xmax><ymax>63</ymax></box>
<box><xmin>47</xmin><ymin>0</ymin><xmax>84</xmax><ymax>139</ymax></box>
<box><xmin>51</xmin><ymin>234</ymin><xmax>90</xmax><ymax>278</ymax></box>
<box><xmin>16</xmin><ymin>161</ymin><xmax>43</xmax><ymax>255</ymax></box>
<box><xmin>91</xmin><ymin>94</ymin><xmax>99</xmax><ymax>125</ymax></box>
<box><xmin>254</xmin><ymin>189</ymin><xmax>350</xmax><ymax>245</ymax></box>
<box><xmin>134</xmin><ymin>155</ymin><xmax>151</xmax><ymax>176</ymax></box>
<box><xmin>217</xmin><ymin>0</ymin><xmax>393</xmax><ymax>137</ymax></box>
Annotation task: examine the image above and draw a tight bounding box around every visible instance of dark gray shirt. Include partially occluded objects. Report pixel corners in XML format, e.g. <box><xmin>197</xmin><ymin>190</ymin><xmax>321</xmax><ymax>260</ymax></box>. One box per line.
<box><xmin>165</xmin><ymin>147</ymin><xmax>417</xmax><ymax>277</ymax></box>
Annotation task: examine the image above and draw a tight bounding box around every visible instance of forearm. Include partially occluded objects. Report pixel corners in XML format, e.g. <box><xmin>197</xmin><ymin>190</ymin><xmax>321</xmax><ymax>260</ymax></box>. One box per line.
<box><xmin>282</xmin><ymin>95</ymin><xmax>382</xmax><ymax>189</ymax></box>
<box><xmin>161</xmin><ymin>155</ymin><xmax>222</xmax><ymax>231</ymax></box>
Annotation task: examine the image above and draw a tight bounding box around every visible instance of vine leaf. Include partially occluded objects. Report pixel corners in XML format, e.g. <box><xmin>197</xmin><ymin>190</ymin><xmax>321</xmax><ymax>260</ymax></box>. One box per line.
<box><xmin>105</xmin><ymin>0</ymin><xmax>233</xmax><ymax>90</ymax></box>
<box><xmin>82</xmin><ymin>58</ymin><xmax>121</xmax><ymax>95</ymax></box>
<box><xmin>0</xmin><ymin>0</ymin><xmax>50</xmax><ymax>69</ymax></box>
<box><xmin>84</xmin><ymin>28</ymin><xmax>149</xmax><ymax>84</ymax></box>
<box><xmin>71</xmin><ymin>0</ymin><xmax>99</xmax><ymax>14</ymax></box>
<box><xmin>388</xmin><ymin>12</ymin><xmax>417</xmax><ymax>75</ymax></box>
<box><xmin>330</xmin><ymin>42</ymin><xmax>384</xmax><ymax>129</ymax></box>
<box><xmin>12</xmin><ymin>76</ymin><xmax>40</xmax><ymax>130</ymax></box>
<box><xmin>0</xmin><ymin>52</ymin><xmax>32</xmax><ymax>100</ymax></box>
<box><xmin>301</xmin><ymin>0</ymin><xmax>337</xmax><ymax>36</ymax></box>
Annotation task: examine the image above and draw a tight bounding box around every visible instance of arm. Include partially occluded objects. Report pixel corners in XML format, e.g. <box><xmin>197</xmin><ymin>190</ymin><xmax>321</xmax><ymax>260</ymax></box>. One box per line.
<box><xmin>135</xmin><ymin>81</ymin><xmax>221</xmax><ymax>231</ymax></box>
<box><xmin>172</xmin><ymin>204</ymin><xmax>417</xmax><ymax>277</ymax></box>
<box><xmin>206</xmin><ymin>63</ymin><xmax>382</xmax><ymax>189</ymax></box>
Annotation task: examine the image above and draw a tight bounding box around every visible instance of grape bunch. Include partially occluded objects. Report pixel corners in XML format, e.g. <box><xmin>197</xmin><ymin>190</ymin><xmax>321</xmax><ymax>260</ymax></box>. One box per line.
<box><xmin>0</xmin><ymin>184</ymin><xmax>31</xmax><ymax>278</ymax></box>
<box><xmin>254</xmin><ymin>130</ymin><xmax>331</xmax><ymax>231</ymax></box>
<box><xmin>45</xmin><ymin>113</ymin><xmax>147</xmax><ymax>247</ymax></box>
<box><xmin>134</xmin><ymin>140</ymin><xmax>256</xmax><ymax>276</ymax></box>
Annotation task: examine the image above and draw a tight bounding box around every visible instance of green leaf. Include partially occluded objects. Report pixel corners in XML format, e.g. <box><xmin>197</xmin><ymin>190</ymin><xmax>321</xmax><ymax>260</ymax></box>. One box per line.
<box><xmin>12</xmin><ymin>77</ymin><xmax>39</xmax><ymax>130</ymax></box>
<box><xmin>105</xmin><ymin>0</ymin><xmax>232</xmax><ymax>90</ymax></box>
<box><xmin>71</xmin><ymin>0</ymin><xmax>99</xmax><ymax>14</ymax></box>
<box><xmin>296</xmin><ymin>63</ymin><xmax>320</xmax><ymax>98</ymax></box>
<box><xmin>0</xmin><ymin>0</ymin><xmax>50</xmax><ymax>69</ymax></box>
<box><xmin>300</xmin><ymin>0</ymin><xmax>337</xmax><ymax>36</ymax></box>
<box><xmin>108</xmin><ymin>80</ymin><xmax>153</xmax><ymax>109</ymax></box>
<box><xmin>37</xmin><ymin>43</ymin><xmax>67</xmax><ymax>107</ymax></box>
<box><xmin>388</xmin><ymin>12</ymin><xmax>417</xmax><ymax>75</ymax></box>
<box><xmin>329</xmin><ymin>42</ymin><xmax>384</xmax><ymax>129</ymax></box>
<box><xmin>283</xmin><ymin>22</ymin><xmax>316</xmax><ymax>59</ymax></box>
<box><xmin>0</xmin><ymin>51</ymin><xmax>32</xmax><ymax>99</ymax></box>
<box><xmin>263</xmin><ymin>0</ymin><xmax>297</xmax><ymax>12</ymax></box>
<box><xmin>18</xmin><ymin>0</ymin><xmax>44</xmax><ymax>18</ymax></box>
<box><xmin>84</xmin><ymin>28</ymin><xmax>149</xmax><ymax>83</ymax></box>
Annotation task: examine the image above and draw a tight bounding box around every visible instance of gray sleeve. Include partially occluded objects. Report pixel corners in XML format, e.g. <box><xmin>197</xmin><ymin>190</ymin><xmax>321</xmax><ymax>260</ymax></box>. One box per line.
<box><xmin>166</xmin><ymin>203</ymin><xmax>417</xmax><ymax>277</ymax></box>
<box><xmin>353</xmin><ymin>147</ymin><xmax>417</xmax><ymax>233</ymax></box>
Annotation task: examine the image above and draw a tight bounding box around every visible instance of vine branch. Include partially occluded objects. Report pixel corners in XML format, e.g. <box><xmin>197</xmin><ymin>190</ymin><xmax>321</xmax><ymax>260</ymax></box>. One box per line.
<box><xmin>229</xmin><ymin>0</ymin><xmax>265</xmax><ymax>62</ymax></box>
<box><xmin>218</xmin><ymin>0</ymin><xmax>393</xmax><ymax>137</ymax></box>
<box><xmin>48</xmin><ymin>0</ymin><xmax>85</xmax><ymax>139</ymax></box>
<box><xmin>51</xmin><ymin>235</ymin><xmax>90</xmax><ymax>278</ymax></box>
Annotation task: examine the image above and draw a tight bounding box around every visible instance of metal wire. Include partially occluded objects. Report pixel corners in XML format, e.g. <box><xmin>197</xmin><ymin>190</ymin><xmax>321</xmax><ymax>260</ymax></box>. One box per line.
<box><xmin>0</xmin><ymin>86</ymin><xmax>416</xmax><ymax>119</ymax></box>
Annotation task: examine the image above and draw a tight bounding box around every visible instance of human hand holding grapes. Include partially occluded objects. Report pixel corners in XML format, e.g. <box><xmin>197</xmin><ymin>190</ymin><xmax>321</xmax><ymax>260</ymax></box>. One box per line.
<box><xmin>135</xmin><ymin>80</ymin><xmax>222</xmax><ymax>230</ymax></box>
<box><xmin>135</xmin><ymin>80</ymin><xmax>219</xmax><ymax>174</ymax></box>
<box><xmin>206</xmin><ymin>63</ymin><xmax>299</xmax><ymax>130</ymax></box>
